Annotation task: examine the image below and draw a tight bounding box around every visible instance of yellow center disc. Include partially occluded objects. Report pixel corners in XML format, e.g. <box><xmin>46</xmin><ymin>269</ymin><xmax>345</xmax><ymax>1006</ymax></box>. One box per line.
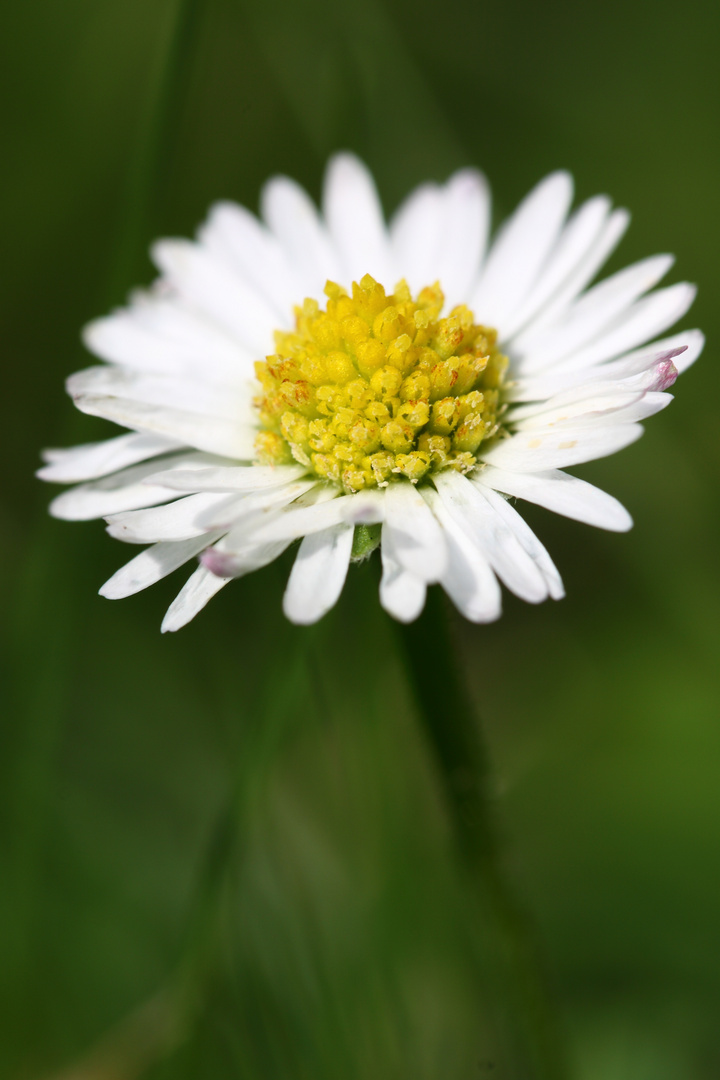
<box><xmin>254</xmin><ymin>274</ymin><xmax>508</xmax><ymax>493</ymax></box>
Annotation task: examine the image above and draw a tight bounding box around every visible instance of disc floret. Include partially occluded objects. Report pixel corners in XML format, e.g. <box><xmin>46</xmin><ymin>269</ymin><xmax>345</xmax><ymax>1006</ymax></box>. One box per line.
<box><xmin>254</xmin><ymin>274</ymin><xmax>507</xmax><ymax>492</ymax></box>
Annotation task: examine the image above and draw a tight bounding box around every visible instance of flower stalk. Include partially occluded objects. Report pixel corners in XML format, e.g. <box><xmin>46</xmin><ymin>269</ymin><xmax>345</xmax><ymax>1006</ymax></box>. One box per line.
<box><xmin>396</xmin><ymin>588</ymin><xmax>570</xmax><ymax>1080</ymax></box>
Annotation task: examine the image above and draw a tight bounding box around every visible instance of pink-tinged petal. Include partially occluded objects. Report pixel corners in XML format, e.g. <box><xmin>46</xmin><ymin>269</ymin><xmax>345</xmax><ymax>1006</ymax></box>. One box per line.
<box><xmin>510</xmin><ymin>344</ymin><xmax>689</xmax><ymax>402</ymax></box>
<box><xmin>200</xmin><ymin>538</ymin><xmax>292</xmax><ymax>579</ymax></box>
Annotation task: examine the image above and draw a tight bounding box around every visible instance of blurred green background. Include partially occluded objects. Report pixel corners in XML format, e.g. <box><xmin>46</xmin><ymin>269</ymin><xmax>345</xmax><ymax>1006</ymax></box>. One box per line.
<box><xmin>2</xmin><ymin>0</ymin><xmax>719</xmax><ymax>1077</ymax></box>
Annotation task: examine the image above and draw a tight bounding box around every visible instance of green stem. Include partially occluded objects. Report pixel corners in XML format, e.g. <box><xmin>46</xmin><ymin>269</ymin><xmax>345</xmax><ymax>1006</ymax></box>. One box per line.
<box><xmin>396</xmin><ymin>588</ymin><xmax>570</xmax><ymax>1080</ymax></box>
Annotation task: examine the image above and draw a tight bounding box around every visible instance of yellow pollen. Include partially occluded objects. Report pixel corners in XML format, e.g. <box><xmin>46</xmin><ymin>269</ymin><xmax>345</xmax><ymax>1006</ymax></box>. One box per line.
<box><xmin>253</xmin><ymin>275</ymin><xmax>508</xmax><ymax>493</ymax></box>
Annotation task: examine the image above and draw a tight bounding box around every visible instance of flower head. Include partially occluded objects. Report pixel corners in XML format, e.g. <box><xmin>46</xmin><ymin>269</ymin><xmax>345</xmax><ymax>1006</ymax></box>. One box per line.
<box><xmin>39</xmin><ymin>154</ymin><xmax>702</xmax><ymax>630</ymax></box>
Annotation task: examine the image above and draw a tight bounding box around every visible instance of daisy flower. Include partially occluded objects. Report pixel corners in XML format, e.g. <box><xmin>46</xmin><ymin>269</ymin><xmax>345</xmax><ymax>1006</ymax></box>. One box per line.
<box><xmin>39</xmin><ymin>154</ymin><xmax>702</xmax><ymax>630</ymax></box>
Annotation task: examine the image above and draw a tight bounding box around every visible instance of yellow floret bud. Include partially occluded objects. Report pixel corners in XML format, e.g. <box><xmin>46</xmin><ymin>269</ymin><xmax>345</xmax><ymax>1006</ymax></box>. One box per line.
<box><xmin>394</xmin><ymin>451</ymin><xmax>432</xmax><ymax>483</ymax></box>
<box><xmin>381</xmin><ymin>420</ymin><xmax>415</xmax><ymax>454</ymax></box>
<box><xmin>341</xmin><ymin>315</ymin><xmax>370</xmax><ymax>349</ymax></box>
<box><xmin>373</xmin><ymin>306</ymin><xmax>403</xmax><ymax>344</ymax></box>
<box><xmin>400</xmin><ymin>371</ymin><xmax>431</xmax><ymax>401</ymax></box>
<box><xmin>349</xmin><ymin>418</ymin><xmax>381</xmax><ymax>453</ymax></box>
<box><xmin>452</xmin><ymin>413</ymin><xmax>487</xmax><ymax>454</ymax></box>
<box><xmin>308</xmin><ymin>418</ymin><xmax>336</xmax><ymax>453</ymax></box>
<box><xmin>355</xmin><ymin>338</ymin><xmax>387</xmax><ymax>376</ymax></box>
<box><xmin>369</xmin><ymin>366</ymin><xmax>403</xmax><ymax>401</ymax></box>
<box><xmin>396</xmin><ymin>400</ymin><xmax>430</xmax><ymax>430</ymax></box>
<box><xmin>365</xmin><ymin>400</ymin><xmax>392</xmax><ymax>425</ymax></box>
<box><xmin>430</xmin><ymin>397</ymin><xmax>462</xmax><ymax>435</ymax></box>
<box><xmin>325</xmin><ymin>350</ymin><xmax>356</xmax><ymax>384</ymax></box>
<box><xmin>366</xmin><ymin>452</ymin><xmax>395</xmax><ymax>485</ymax></box>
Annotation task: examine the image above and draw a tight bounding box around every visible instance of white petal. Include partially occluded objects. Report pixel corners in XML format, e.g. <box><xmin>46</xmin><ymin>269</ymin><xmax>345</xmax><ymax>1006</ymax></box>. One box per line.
<box><xmin>72</xmin><ymin>394</ymin><xmax>256</xmax><ymax>460</ymax></box>
<box><xmin>322</xmin><ymin>153</ymin><xmax>395</xmax><ymax>285</ymax></box>
<box><xmin>153</xmin><ymin>463</ymin><xmax>307</xmax><ymax>493</ymax></box>
<box><xmin>196</xmin><ymin>479</ymin><xmax>318</xmax><ymax>530</ymax></box>
<box><xmin>197</xmin><ymin>200</ymin><xmax>301</xmax><ymax>320</ymax></box>
<box><xmin>248</xmin><ymin>489</ymin><xmax>382</xmax><ymax>543</ymax></box>
<box><xmin>501</xmin><ymin>195</ymin><xmax>611</xmax><ymax>341</ymax></box>
<box><xmin>434</xmin><ymin>169</ymin><xmax>491</xmax><ymax>304</ymax></box>
<box><xmin>513</xmin><ymin>254</ymin><xmax>675</xmax><ymax>371</ymax></box>
<box><xmin>474</xmin><ymin>485</ymin><xmax>564</xmax><ymax>600</ymax></box>
<box><xmin>510</xmin><ymin>207</ymin><xmax>630</xmax><ymax>342</ymax></box>
<box><xmin>511</xmin><ymin>343</ymin><xmax>687</xmax><ymax>400</ymax></box>
<box><xmin>478</xmin><ymin>465</ymin><xmax>633</xmax><ymax>532</ymax></box>
<box><xmin>472</xmin><ymin>171</ymin><xmax>574</xmax><ymax>331</ymax></box>
<box><xmin>389</xmin><ymin>183</ymin><xmax>445</xmax><ymax>294</ymax></box>
<box><xmin>283</xmin><ymin>523</ymin><xmax>354</xmax><ymax>624</ymax></box>
<box><xmin>549</xmin><ymin>282</ymin><xmax>697</xmax><ymax>373</ymax></box>
<box><xmin>261</xmin><ymin>174</ymin><xmax>342</xmax><ymax>296</ymax></box>
<box><xmin>100</xmin><ymin>533</ymin><xmax>223</xmax><ymax>599</ymax></box>
<box><xmin>84</xmin><ymin>297</ymin><xmax>254</xmax><ymax>387</ymax></box>
<box><xmin>422</xmin><ymin>487</ymin><xmax>502</xmax><ymax>622</ymax></box>
<box><xmin>481</xmin><ymin>423</ymin><xmax>644</xmax><ymax>472</ymax></box>
<box><xmin>66</xmin><ymin>365</ymin><xmax>252</xmax><ymax>424</ymax></box>
<box><xmin>51</xmin><ymin>483</ymin><xmax>176</xmax><ymax>521</ymax></box>
<box><xmin>379</xmin><ymin>546</ymin><xmax>427</xmax><ymax>623</ymax></box>
<box><xmin>381</xmin><ymin>480</ymin><xmax>447</xmax><ymax>582</ymax></box>
<box><xmin>582</xmin><ymin>391</ymin><xmax>672</xmax><ymax>426</ymax></box>
<box><xmin>151</xmin><ymin>239</ymin><xmax>277</xmax><ymax>355</ymax></box>
<box><xmin>593</xmin><ymin>331</ymin><xmax>704</xmax><ymax>380</ymax></box>
<box><xmin>105</xmin><ymin>492</ymin><xmax>229</xmax><ymax>543</ymax></box>
<box><xmin>37</xmin><ymin>432</ymin><xmax>179</xmax><ymax>483</ymax></box>
<box><xmin>432</xmin><ymin>471</ymin><xmax>548</xmax><ymax>603</ymax></box>
<box><xmin>48</xmin><ymin>454</ymin><xmax>207</xmax><ymax>520</ymax></box>
<box><xmin>161</xmin><ymin>565</ymin><xmax>231</xmax><ymax>632</ymax></box>
<box><xmin>242</xmin><ymin>495</ymin><xmax>345</xmax><ymax>543</ymax></box>
<box><xmin>509</xmin><ymin>386</ymin><xmax>645</xmax><ymax>431</ymax></box>
<box><xmin>201</xmin><ymin>537</ymin><xmax>292</xmax><ymax>579</ymax></box>
<box><xmin>510</xmin><ymin>357</ymin><xmax>678</xmax><ymax>414</ymax></box>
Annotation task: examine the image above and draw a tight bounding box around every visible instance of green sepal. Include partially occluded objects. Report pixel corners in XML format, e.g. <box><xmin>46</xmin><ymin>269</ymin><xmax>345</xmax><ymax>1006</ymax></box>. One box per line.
<box><xmin>351</xmin><ymin>523</ymin><xmax>382</xmax><ymax>562</ymax></box>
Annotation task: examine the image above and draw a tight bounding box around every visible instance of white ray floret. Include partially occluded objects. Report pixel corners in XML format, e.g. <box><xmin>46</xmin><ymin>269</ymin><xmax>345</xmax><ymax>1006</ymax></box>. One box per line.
<box><xmin>40</xmin><ymin>153</ymin><xmax>701</xmax><ymax>629</ymax></box>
